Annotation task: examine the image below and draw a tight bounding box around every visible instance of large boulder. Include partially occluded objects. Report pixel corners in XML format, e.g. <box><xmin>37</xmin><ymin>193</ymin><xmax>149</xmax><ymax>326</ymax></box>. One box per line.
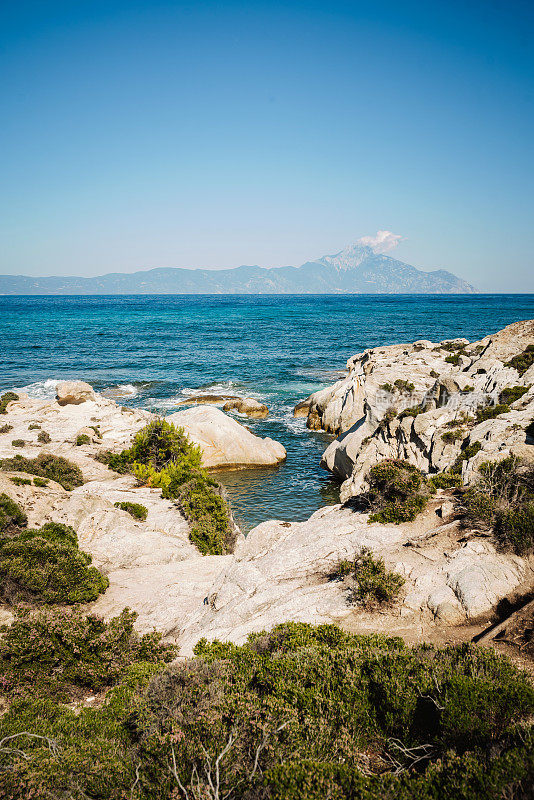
<box><xmin>56</xmin><ymin>380</ymin><xmax>96</xmax><ymax>406</ymax></box>
<box><xmin>223</xmin><ymin>398</ymin><xmax>269</xmax><ymax>418</ymax></box>
<box><xmin>167</xmin><ymin>406</ymin><xmax>286</xmax><ymax>468</ymax></box>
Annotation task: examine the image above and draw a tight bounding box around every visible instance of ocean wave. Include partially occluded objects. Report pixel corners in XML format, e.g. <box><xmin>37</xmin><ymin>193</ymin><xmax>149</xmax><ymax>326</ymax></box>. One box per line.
<box><xmin>101</xmin><ymin>383</ymin><xmax>139</xmax><ymax>399</ymax></box>
<box><xmin>17</xmin><ymin>378</ymin><xmax>60</xmax><ymax>400</ymax></box>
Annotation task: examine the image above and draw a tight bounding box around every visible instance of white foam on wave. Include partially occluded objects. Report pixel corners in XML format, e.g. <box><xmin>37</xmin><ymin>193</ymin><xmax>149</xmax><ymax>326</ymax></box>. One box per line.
<box><xmin>101</xmin><ymin>383</ymin><xmax>139</xmax><ymax>399</ymax></box>
<box><xmin>17</xmin><ymin>378</ymin><xmax>60</xmax><ymax>400</ymax></box>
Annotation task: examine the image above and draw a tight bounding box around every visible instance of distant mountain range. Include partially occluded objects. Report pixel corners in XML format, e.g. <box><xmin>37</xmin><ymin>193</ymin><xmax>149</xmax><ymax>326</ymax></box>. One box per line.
<box><xmin>0</xmin><ymin>243</ymin><xmax>476</xmax><ymax>295</ymax></box>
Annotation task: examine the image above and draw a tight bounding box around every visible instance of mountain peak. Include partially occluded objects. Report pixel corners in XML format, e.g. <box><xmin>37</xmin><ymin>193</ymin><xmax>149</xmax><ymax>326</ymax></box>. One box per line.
<box><xmin>317</xmin><ymin>243</ymin><xmax>373</xmax><ymax>272</ymax></box>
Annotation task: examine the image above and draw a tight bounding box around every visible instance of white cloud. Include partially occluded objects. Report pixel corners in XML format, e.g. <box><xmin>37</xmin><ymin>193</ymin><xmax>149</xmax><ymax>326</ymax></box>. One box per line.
<box><xmin>357</xmin><ymin>230</ymin><xmax>403</xmax><ymax>254</ymax></box>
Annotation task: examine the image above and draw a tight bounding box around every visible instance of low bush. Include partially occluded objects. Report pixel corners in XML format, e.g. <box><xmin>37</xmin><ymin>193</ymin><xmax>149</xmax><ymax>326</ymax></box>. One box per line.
<box><xmin>0</xmin><ymin>622</ymin><xmax>532</xmax><ymax>799</ymax></box>
<box><xmin>114</xmin><ymin>500</ymin><xmax>148</xmax><ymax>521</ymax></box>
<box><xmin>364</xmin><ymin>460</ymin><xmax>434</xmax><ymax>523</ymax></box>
<box><xmin>0</xmin><ymin>424</ymin><xmax>13</xmax><ymax>434</ymax></box>
<box><xmin>28</xmin><ymin>423</ymin><xmax>41</xmax><ymax>430</ymax></box>
<box><xmin>398</xmin><ymin>405</ymin><xmax>423</xmax><ymax>419</ymax></box>
<box><xmin>37</xmin><ymin>430</ymin><xmax>51</xmax><ymax>443</ymax></box>
<box><xmin>394</xmin><ymin>379</ymin><xmax>415</xmax><ymax>393</ymax></box>
<box><xmin>0</xmin><ymin>607</ymin><xmax>175</xmax><ymax>700</ymax></box>
<box><xmin>445</xmin><ymin>353</ymin><xmax>461</xmax><ymax>365</ymax></box>
<box><xmin>442</xmin><ymin>428</ymin><xmax>464</xmax><ymax>444</ymax></box>
<box><xmin>11</xmin><ymin>439</ymin><xmax>25</xmax><ymax>448</ymax></box>
<box><xmin>461</xmin><ymin>457</ymin><xmax>534</xmax><ymax>555</ymax></box>
<box><xmin>75</xmin><ymin>433</ymin><xmax>91</xmax><ymax>446</ymax></box>
<box><xmin>0</xmin><ymin>494</ymin><xmax>27</xmax><ymax>532</ymax></box>
<box><xmin>0</xmin><ymin>521</ymin><xmax>108</xmax><ymax>605</ymax></box>
<box><xmin>32</xmin><ymin>477</ymin><xmax>48</xmax><ymax>487</ymax></box>
<box><xmin>0</xmin><ymin>392</ymin><xmax>18</xmax><ymax>414</ymax></box>
<box><xmin>506</xmin><ymin>344</ymin><xmax>534</xmax><ymax>376</ymax></box>
<box><xmin>428</xmin><ymin>472</ymin><xmax>463</xmax><ymax>490</ymax></box>
<box><xmin>493</xmin><ymin>501</ymin><xmax>534</xmax><ymax>556</ymax></box>
<box><xmin>351</xmin><ymin>549</ymin><xmax>405</xmax><ymax>606</ymax></box>
<box><xmin>475</xmin><ymin>402</ymin><xmax>511</xmax><ymax>423</ymax></box>
<box><xmin>451</xmin><ymin>440</ymin><xmax>482</xmax><ymax>473</ymax></box>
<box><xmin>499</xmin><ymin>385</ymin><xmax>530</xmax><ymax>405</ymax></box>
<box><xmin>0</xmin><ymin>453</ymin><xmax>83</xmax><ymax>490</ymax></box>
<box><xmin>108</xmin><ymin>419</ymin><xmax>233</xmax><ymax>555</ymax></box>
<box><xmin>10</xmin><ymin>476</ymin><xmax>31</xmax><ymax>486</ymax></box>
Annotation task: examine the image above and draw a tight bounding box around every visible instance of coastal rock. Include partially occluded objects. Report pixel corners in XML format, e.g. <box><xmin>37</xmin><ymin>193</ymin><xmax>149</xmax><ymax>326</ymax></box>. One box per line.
<box><xmin>308</xmin><ymin>320</ymin><xmax>534</xmax><ymax>499</ymax></box>
<box><xmin>293</xmin><ymin>400</ymin><xmax>310</xmax><ymax>418</ymax></box>
<box><xmin>167</xmin><ymin>406</ymin><xmax>285</xmax><ymax>468</ymax></box>
<box><xmin>222</xmin><ymin>398</ymin><xmax>269</xmax><ymax>418</ymax></box>
<box><xmin>177</xmin><ymin>394</ymin><xmax>239</xmax><ymax>406</ymax></box>
<box><xmin>56</xmin><ymin>380</ymin><xmax>96</xmax><ymax>405</ymax></box>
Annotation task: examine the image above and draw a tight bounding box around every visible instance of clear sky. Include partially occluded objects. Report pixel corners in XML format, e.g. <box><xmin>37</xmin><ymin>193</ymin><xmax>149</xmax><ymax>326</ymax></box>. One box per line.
<box><xmin>1</xmin><ymin>0</ymin><xmax>533</xmax><ymax>291</ymax></box>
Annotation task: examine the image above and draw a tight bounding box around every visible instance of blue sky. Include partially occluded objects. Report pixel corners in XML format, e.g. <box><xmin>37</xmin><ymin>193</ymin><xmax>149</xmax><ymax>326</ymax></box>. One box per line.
<box><xmin>1</xmin><ymin>0</ymin><xmax>533</xmax><ymax>290</ymax></box>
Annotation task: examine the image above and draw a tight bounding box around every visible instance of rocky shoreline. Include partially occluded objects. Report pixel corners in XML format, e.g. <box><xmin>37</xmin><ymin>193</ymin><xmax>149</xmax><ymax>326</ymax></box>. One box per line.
<box><xmin>0</xmin><ymin>319</ymin><xmax>532</xmax><ymax>658</ymax></box>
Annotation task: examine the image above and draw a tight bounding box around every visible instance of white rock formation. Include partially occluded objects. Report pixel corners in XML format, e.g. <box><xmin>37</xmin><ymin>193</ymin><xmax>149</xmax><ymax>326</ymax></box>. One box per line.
<box><xmin>167</xmin><ymin>406</ymin><xmax>285</xmax><ymax>468</ymax></box>
<box><xmin>223</xmin><ymin>398</ymin><xmax>269</xmax><ymax>418</ymax></box>
<box><xmin>300</xmin><ymin>320</ymin><xmax>534</xmax><ymax>500</ymax></box>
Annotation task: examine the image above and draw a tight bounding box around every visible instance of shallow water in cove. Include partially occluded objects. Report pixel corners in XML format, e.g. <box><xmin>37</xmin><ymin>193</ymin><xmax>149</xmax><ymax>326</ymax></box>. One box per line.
<box><xmin>2</xmin><ymin>294</ymin><xmax>534</xmax><ymax>532</ymax></box>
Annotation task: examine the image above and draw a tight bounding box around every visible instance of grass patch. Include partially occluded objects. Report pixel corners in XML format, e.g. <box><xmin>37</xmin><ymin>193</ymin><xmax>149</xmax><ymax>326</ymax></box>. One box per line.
<box><xmin>339</xmin><ymin>548</ymin><xmax>405</xmax><ymax>607</ymax></box>
<box><xmin>398</xmin><ymin>405</ymin><xmax>423</xmax><ymax>419</ymax></box>
<box><xmin>75</xmin><ymin>433</ymin><xmax>91</xmax><ymax>446</ymax></box>
<box><xmin>0</xmin><ymin>521</ymin><xmax>108</xmax><ymax>605</ymax></box>
<box><xmin>0</xmin><ymin>622</ymin><xmax>532</xmax><ymax>799</ymax></box>
<box><xmin>505</xmin><ymin>344</ymin><xmax>534</xmax><ymax>376</ymax></box>
<box><xmin>37</xmin><ymin>430</ymin><xmax>51</xmax><ymax>443</ymax></box>
<box><xmin>444</xmin><ymin>353</ymin><xmax>461</xmax><ymax>366</ymax></box>
<box><xmin>428</xmin><ymin>472</ymin><xmax>462</xmax><ymax>490</ymax></box>
<box><xmin>0</xmin><ymin>424</ymin><xmax>13</xmax><ymax>434</ymax></box>
<box><xmin>108</xmin><ymin>419</ymin><xmax>234</xmax><ymax>555</ymax></box>
<box><xmin>28</xmin><ymin>423</ymin><xmax>40</xmax><ymax>430</ymax></box>
<box><xmin>32</xmin><ymin>477</ymin><xmax>48</xmax><ymax>487</ymax></box>
<box><xmin>114</xmin><ymin>500</ymin><xmax>148</xmax><ymax>521</ymax></box>
<box><xmin>11</xmin><ymin>439</ymin><xmax>25</xmax><ymax>448</ymax></box>
<box><xmin>362</xmin><ymin>460</ymin><xmax>435</xmax><ymax>524</ymax></box>
<box><xmin>0</xmin><ymin>453</ymin><xmax>83</xmax><ymax>490</ymax></box>
<box><xmin>0</xmin><ymin>392</ymin><xmax>18</xmax><ymax>414</ymax></box>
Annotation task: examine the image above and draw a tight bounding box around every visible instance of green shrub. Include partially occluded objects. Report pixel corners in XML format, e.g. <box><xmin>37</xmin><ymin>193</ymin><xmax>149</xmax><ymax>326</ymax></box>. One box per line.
<box><xmin>493</xmin><ymin>501</ymin><xmax>534</xmax><ymax>556</ymax></box>
<box><xmin>451</xmin><ymin>440</ymin><xmax>482</xmax><ymax>473</ymax></box>
<box><xmin>506</xmin><ymin>344</ymin><xmax>534</xmax><ymax>376</ymax></box>
<box><xmin>445</xmin><ymin>353</ymin><xmax>461</xmax><ymax>365</ymax></box>
<box><xmin>0</xmin><ymin>453</ymin><xmax>83</xmax><ymax>490</ymax></box>
<box><xmin>475</xmin><ymin>403</ymin><xmax>510</xmax><ymax>423</ymax></box>
<box><xmin>442</xmin><ymin>428</ymin><xmax>464</xmax><ymax>444</ymax></box>
<box><xmin>114</xmin><ymin>501</ymin><xmax>148</xmax><ymax>521</ymax></box>
<box><xmin>75</xmin><ymin>433</ymin><xmax>91</xmax><ymax>446</ymax></box>
<box><xmin>463</xmin><ymin>384</ymin><xmax>474</xmax><ymax>392</ymax></box>
<box><xmin>351</xmin><ymin>549</ymin><xmax>405</xmax><ymax>606</ymax></box>
<box><xmin>9</xmin><ymin>476</ymin><xmax>31</xmax><ymax>486</ymax></box>
<box><xmin>0</xmin><ymin>424</ymin><xmax>13</xmax><ymax>434</ymax></box>
<box><xmin>394</xmin><ymin>379</ymin><xmax>415</xmax><ymax>393</ymax></box>
<box><xmin>380</xmin><ymin>382</ymin><xmax>393</xmax><ymax>392</ymax></box>
<box><xmin>32</xmin><ymin>477</ymin><xmax>48</xmax><ymax>487</ymax></box>
<box><xmin>0</xmin><ymin>622</ymin><xmax>532</xmax><ymax>800</ymax></box>
<box><xmin>37</xmin><ymin>430</ymin><xmax>51</xmax><ymax>443</ymax></box>
<box><xmin>0</xmin><ymin>521</ymin><xmax>108</xmax><ymax>605</ymax></box>
<box><xmin>0</xmin><ymin>607</ymin><xmax>175</xmax><ymax>700</ymax></box>
<box><xmin>109</xmin><ymin>420</ymin><xmax>233</xmax><ymax>555</ymax></box>
<box><xmin>0</xmin><ymin>494</ymin><xmax>27</xmax><ymax>532</ymax></box>
<box><xmin>429</xmin><ymin>472</ymin><xmax>463</xmax><ymax>489</ymax></box>
<box><xmin>364</xmin><ymin>460</ymin><xmax>434</xmax><ymax>523</ymax></box>
<box><xmin>398</xmin><ymin>405</ymin><xmax>423</xmax><ymax>419</ymax></box>
<box><xmin>11</xmin><ymin>439</ymin><xmax>25</xmax><ymax>448</ymax></box>
<box><xmin>0</xmin><ymin>392</ymin><xmax>18</xmax><ymax>414</ymax></box>
<box><xmin>28</xmin><ymin>423</ymin><xmax>40</xmax><ymax>430</ymax></box>
<box><xmin>499</xmin><ymin>385</ymin><xmax>530</xmax><ymax>405</ymax></box>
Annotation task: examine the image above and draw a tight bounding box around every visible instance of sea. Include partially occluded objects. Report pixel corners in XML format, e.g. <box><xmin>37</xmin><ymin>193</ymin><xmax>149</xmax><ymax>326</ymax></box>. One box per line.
<box><xmin>2</xmin><ymin>294</ymin><xmax>533</xmax><ymax>532</ymax></box>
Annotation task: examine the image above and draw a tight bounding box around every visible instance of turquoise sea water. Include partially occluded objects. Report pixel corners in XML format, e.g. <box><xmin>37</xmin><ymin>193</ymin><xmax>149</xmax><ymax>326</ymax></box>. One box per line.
<box><xmin>2</xmin><ymin>294</ymin><xmax>534</xmax><ymax>531</ymax></box>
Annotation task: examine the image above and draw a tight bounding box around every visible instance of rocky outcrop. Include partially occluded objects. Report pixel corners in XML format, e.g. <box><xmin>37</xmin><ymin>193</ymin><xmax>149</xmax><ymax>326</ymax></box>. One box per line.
<box><xmin>167</xmin><ymin>406</ymin><xmax>285</xmax><ymax>468</ymax></box>
<box><xmin>222</xmin><ymin>398</ymin><xmax>269</xmax><ymax>418</ymax></box>
<box><xmin>56</xmin><ymin>380</ymin><xmax>96</xmax><ymax>405</ymax></box>
<box><xmin>299</xmin><ymin>320</ymin><xmax>534</xmax><ymax>501</ymax></box>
